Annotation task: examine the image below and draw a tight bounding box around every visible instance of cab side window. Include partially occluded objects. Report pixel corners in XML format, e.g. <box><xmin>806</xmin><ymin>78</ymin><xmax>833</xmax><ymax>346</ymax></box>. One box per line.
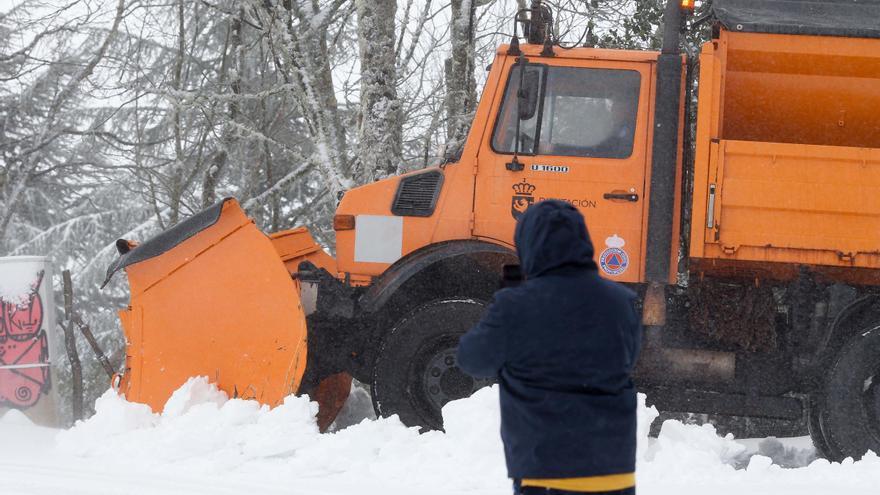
<box><xmin>491</xmin><ymin>64</ymin><xmax>545</xmax><ymax>155</ymax></box>
<box><xmin>492</xmin><ymin>66</ymin><xmax>641</xmax><ymax>159</ymax></box>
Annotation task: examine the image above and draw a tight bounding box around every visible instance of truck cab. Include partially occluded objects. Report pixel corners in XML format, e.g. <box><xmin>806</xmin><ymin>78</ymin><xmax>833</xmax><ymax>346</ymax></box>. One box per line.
<box><xmin>332</xmin><ymin>44</ymin><xmax>679</xmax><ymax>287</ymax></box>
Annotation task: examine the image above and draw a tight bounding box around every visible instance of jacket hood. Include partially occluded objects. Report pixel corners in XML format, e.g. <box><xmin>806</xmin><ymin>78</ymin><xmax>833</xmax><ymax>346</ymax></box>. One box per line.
<box><xmin>514</xmin><ymin>200</ymin><xmax>597</xmax><ymax>278</ymax></box>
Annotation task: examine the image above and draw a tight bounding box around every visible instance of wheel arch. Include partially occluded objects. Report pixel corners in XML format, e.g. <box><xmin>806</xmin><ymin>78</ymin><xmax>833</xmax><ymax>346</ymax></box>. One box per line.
<box><xmin>359</xmin><ymin>239</ymin><xmax>516</xmax><ymax>324</ymax></box>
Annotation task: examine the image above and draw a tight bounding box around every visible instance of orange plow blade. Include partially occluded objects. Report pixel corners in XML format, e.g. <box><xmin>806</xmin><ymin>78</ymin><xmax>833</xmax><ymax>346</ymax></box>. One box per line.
<box><xmin>106</xmin><ymin>199</ymin><xmax>308</xmax><ymax>411</ymax></box>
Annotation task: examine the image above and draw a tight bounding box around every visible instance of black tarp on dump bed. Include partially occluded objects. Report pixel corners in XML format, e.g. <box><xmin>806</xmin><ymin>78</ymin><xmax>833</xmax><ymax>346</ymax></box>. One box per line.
<box><xmin>712</xmin><ymin>0</ymin><xmax>880</xmax><ymax>39</ymax></box>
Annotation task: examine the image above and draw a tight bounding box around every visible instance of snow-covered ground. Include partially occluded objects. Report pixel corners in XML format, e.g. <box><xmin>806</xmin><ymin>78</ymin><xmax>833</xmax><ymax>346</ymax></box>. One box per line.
<box><xmin>1</xmin><ymin>378</ymin><xmax>878</xmax><ymax>495</ymax></box>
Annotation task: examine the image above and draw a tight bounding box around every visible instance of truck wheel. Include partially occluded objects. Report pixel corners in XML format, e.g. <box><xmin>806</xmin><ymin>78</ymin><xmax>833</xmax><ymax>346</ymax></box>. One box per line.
<box><xmin>371</xmin><ymin>298</ymin><xmax>492</xmax><ymax>430</ymax></box>
<box><xmin>816</xmin><ymin>324</ymin><xmax>880</xmax><ymax>460</ymax></box>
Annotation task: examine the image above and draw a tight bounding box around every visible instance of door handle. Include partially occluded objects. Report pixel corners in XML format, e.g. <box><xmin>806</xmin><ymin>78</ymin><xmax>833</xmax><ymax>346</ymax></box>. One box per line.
<box><xmin>505</xmin><ymin>158</ymin><xmax>524</xmax><ymax>172</ymax></box>
<box><xmin>603</xmin><ymin>191</ymin><xmax>639</xmax><ymax>202</ymax></box>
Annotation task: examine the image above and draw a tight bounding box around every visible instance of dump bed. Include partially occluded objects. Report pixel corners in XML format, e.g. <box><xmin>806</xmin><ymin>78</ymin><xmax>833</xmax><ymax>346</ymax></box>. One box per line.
<box><xmin>689</xmin><ymin>21</ymin><xmax>880</xmax><ymax>281</ymax></box>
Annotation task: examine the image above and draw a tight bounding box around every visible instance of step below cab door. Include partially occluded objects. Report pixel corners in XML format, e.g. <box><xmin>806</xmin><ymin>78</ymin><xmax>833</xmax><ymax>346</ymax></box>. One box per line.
<box><xmin>473</xmin><ymin>55</ymin><xmax>655</xmax><ymax>283</ymax></box>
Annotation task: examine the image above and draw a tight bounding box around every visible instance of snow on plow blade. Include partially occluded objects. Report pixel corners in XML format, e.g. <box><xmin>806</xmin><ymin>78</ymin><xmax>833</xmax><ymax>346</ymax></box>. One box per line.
<box><xmin>104</xmin><ymin>198</ymin><xmax>308</xmax><ymax>411</ymax></box>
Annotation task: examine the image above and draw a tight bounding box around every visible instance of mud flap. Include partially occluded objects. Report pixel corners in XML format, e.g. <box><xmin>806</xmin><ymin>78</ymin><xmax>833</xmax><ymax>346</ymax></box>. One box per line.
<box><xmin>111</xmin><ymin>199</ymin><xmax>309</xmax><ymax>410</ymax></box>
<box><xmin>312</xmin><ymin>372</ymin><xmax>353</xmax><ymax>432</ymax></box>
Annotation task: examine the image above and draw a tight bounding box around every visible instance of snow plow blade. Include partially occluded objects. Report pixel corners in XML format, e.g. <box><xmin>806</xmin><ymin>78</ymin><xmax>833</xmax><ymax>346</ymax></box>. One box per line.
<box><xmin>104</xmin><ymin>198</ymin><xmax>309</xmax><ymax>411</ymax></box>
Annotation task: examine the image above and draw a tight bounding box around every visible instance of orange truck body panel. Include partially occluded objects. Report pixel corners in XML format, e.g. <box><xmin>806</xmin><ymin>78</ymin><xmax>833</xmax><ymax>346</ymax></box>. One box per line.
<box><xmin>690</xmin><ymin>31</ymin><xmax>880</xmax><ymax>280</ymax></box>
<box><xmin>117</xmin><ymin>200</ymin><xmax>309</xmax><ymax>411</ymax></box>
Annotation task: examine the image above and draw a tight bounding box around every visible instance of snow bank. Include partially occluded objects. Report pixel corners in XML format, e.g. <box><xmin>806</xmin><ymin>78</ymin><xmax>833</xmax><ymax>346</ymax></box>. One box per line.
<box><xmin>58</xmin><ymin>378</ymin><xmax>322</xmax><ymax>472</ymax></box>
<box><xmin>57</xmin><ymin>378</ymin><xmax>505</xmax><ymax>492</ymax></box>
<box><xmin>7</xmin><ymin>378</ymin><xmax>880</xmax><ymax>494</ymax></box>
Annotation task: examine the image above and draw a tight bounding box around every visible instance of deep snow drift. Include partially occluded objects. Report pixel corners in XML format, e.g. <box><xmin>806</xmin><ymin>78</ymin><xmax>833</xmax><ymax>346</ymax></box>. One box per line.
<box><xmin>1</xmin><ymin>378</ymin><xmax>878</xmax><ymax>495</ymax></box>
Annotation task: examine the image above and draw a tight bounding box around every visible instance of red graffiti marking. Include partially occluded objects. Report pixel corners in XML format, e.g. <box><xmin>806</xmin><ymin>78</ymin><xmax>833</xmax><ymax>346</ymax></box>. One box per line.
<box><xmin>0</xmin><ymin>271</ymin><xmax>50</xmax><ymax>409</ymax></box>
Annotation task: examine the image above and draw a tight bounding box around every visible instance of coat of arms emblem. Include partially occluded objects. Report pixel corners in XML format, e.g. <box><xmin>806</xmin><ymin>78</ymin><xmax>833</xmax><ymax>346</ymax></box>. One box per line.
<box><xmin>511</xmin><ymin>179</ymin><xmax>536</xmax><ymax>220</ymax></box>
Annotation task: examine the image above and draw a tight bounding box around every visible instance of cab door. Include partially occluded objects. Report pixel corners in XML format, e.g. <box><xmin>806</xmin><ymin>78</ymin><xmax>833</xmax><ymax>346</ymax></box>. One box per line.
<box><xmin>473</xmin><ymin>55</ymin><xmax>655</xmax><ymax>283</ymax></box>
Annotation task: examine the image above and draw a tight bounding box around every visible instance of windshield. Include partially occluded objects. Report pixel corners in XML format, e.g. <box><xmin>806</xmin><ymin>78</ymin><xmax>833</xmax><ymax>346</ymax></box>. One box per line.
<box><xmin>492</xmin><ymin>66</ymin><xmax>641</xmax><ymax>159</ymax></box>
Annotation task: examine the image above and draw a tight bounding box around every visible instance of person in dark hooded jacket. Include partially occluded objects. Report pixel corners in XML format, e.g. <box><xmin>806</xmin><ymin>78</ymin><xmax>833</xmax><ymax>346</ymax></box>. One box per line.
<box><xmin>456</xmin><ymin>200</ymin><xmax>642</xmax><ymax>495</ymax></box>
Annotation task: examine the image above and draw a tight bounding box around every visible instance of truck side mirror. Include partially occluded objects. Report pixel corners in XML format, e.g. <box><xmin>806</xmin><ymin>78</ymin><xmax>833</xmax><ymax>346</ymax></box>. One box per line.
<box><xmin>518</xmin><ymin>70</ymin><xmax>540</xmax><ymax>121</ymax></box>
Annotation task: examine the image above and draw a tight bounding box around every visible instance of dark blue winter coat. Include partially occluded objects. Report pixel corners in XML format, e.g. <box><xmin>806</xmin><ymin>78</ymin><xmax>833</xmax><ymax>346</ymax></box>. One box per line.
<box><xmin>456</xmin><ymin>200</ymin><xmax>642</xmax><ymax>479</ymax></box>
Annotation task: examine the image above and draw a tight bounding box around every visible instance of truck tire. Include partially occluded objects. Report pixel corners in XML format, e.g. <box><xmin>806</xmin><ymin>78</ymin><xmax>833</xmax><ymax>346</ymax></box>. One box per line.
<box><xmin>371</xmin><ymin>298</ymin><xmax>492</xmax><ymax>430</ymax></box>
<box><xmin>816</xmin><ymin>324</ymin><xmax>880</xmax><ymax>460</ymax></box>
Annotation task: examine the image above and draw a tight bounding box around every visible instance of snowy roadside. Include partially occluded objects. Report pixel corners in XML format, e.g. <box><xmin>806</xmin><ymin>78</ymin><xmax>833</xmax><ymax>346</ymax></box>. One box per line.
<box><xmin>1</xmin><ymin>379</ymin><xmax>878</xmax><ymax>495</ymax></box>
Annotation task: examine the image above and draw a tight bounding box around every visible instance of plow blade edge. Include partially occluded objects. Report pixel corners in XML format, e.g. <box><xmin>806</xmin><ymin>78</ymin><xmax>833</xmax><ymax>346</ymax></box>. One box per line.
<box><xmin>106</xmin><ymin>198</ymin><xmax>308</xmax><ymax>411</ymax></box>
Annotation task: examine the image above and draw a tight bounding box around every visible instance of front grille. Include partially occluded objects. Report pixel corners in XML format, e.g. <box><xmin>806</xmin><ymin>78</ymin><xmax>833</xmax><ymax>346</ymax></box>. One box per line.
<box><xmin>391</xmin><ymin>170</ymin><xmax>444</xmax><ymax>217</ymax></box>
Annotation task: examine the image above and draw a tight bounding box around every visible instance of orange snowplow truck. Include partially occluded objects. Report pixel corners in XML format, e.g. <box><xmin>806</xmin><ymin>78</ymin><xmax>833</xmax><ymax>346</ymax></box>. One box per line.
<box><xmin>104</xmin><ymin>0</ymin><xmax>880</xmax><ymax>459</ymax></box>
